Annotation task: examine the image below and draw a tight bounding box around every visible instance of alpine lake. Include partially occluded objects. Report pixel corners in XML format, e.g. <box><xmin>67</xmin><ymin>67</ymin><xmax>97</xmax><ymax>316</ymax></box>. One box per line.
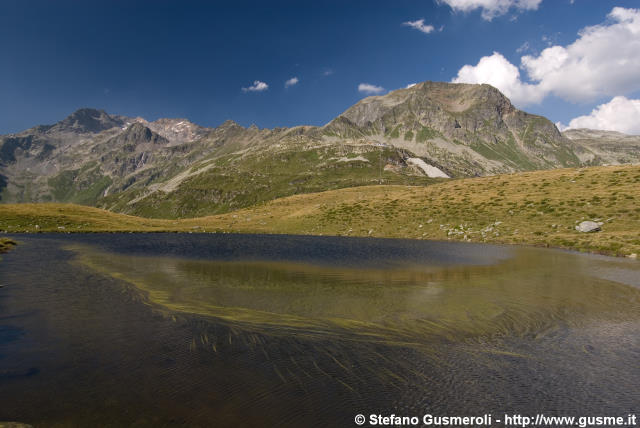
<box><xmin>0</xmin><ymin>233</ymin><xmax>638</xmax><ymax>427</ymax></box>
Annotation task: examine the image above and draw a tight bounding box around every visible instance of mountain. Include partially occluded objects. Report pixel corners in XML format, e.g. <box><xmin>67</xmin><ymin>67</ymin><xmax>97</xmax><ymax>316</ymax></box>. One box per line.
<box><xmin>1</xmin><ymin>81</ymin><xmax>637</xmax><ymax>219</ymax></box>
<box><xmin>562</xmin><ymin>128</ymin><xmax>640</xmax><ymax>165</ymax></box>
<box><xmin>324</xmin><ymin>81</ymin><xmax>578</xmax><ymax>175</ymax></box>
<box><xmin>50</xmin><ymin>108</ymin><xmax>129</xmax><ymax>134</ymax></box>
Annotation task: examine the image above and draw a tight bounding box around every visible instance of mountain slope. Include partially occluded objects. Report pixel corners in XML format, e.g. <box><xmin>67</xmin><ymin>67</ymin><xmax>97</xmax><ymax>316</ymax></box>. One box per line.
<box><xmin>563</xmin><ymin>128</ymin><xmax>640</xmax><ymax>165</ymax></box>
<box><xmin>324</xmin><ymin>82</ymin><xmax>579</xmax><ymax>175</ymax></box>
<box><xmin>1</xmin><ymin>81</ymin><xmax>636</xmax><ymax>219</ymax></box>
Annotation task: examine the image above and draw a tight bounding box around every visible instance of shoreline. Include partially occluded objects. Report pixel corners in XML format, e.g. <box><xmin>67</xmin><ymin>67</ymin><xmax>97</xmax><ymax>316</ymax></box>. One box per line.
<box><xmin>0</xmin><ymin>237</ymin><xmax>17</xmax><ymax>254</ymax></box>
<box><xmin>3</xmin><ymin>230</ymin><xmax>637</xmax><ymax>261</ymax></box>
<box><xmin>1</xmin><ymin>165</ymin><xmax>638</xmax><ymax>259</ymax></box>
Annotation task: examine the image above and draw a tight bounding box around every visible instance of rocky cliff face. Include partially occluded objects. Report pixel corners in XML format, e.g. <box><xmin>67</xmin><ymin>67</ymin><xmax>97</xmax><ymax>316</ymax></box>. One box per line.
<box><xmin>324</xmin><ymin>82</ymin><xmax>578</xmax><ymax>175</ymax></box>
<box><xmin>50</xmin><ymin>108</ymin><xmax>129</xmax><ymax>134</ymax></box>
<box><xmin>0</xmin><ymin>81</ymin><xmax>635</xmax><ymax>218</ymax></box>
<box><xmin>563</xmin><ymin>128</ymin><xmax>640</xmax><ymax>165</ymax></box>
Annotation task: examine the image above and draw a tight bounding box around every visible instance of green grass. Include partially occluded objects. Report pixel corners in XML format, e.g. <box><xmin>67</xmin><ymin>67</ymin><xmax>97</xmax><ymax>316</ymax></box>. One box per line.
<box><xmin>470</xmin><ymin>135</ymin><xmax>539</xmax><ymax>170</ymax></box>
<box><xmin>1</xmin><ymin>165</ymin><xmax>639</xmax><ymax>257</ymax></box>
<box><xmin>48</xmin><ymin>162</ymin><xmax>112</xmax><ymax>205</ymax></box>
<box><xmin>415</xmin><ymin>126</ymin><xmax>440</xmax><ymax>142</ymax></box>
<box><xmin>0</xmin><ymin>237</ymin><xmax>17</xmax><ymax>254</ymax></box>
<box><xmin>99</xmin><ymin>146</ymin><xmax>440</xmax><ymax>219</ymax></box>
<box><xmin>404</xmin><ymin>130</ymin><xmax>414</xmax><ymax>141</ymax></box>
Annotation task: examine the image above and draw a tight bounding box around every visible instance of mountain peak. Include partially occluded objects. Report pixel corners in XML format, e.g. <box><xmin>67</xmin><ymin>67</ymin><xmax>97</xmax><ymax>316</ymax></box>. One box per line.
<box><xmin>53</xmin><ymin>108</ymin><xmax>128</xmax><ymax>134</ymax></box>
<box><xmin>109</xmin><ymin>122</ymin><xmax>168</xmax><ymax>146</ymax></box>
<box><xmin>219</xmin><ymin>119</ymin><xmax>241</xmax><ymax>128</ymax></box>
<box><xmin>328</xmin><ymin>81</ymin><xmax>516</xmax><ymax>130</ymax></box>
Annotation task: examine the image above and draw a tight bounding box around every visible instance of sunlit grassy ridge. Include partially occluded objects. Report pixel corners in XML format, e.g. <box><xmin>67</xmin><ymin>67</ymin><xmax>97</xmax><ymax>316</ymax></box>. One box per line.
<box><xmin>1</xmin><ymin>165</ymin><xmax>639</xmax><ymax>257</ymax></box>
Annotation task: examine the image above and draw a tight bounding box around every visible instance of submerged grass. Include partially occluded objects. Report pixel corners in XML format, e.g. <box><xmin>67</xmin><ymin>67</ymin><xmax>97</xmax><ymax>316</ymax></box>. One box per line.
<box><xmin>70</xmin><ymin>244</ymin><xmax>640</xmax><ymax>348</ymax></box>
<box><xmin>0</xmin><ymin>237</ymin><xmax>17</xmax><ymax>254</ymax></box>
<box><xmin>1</xmin><ymin>165</ymin><xmax>639</xmax><ymax>257</ymax></box>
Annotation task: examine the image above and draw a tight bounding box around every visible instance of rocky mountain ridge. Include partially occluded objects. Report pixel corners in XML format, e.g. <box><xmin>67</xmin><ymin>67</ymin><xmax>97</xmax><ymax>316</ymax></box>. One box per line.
<box><xmin>563</xmin><ymin>128</ymin><xmax>640</xmax><ymax>165</ymax></box>
<box><xmin>1</xmin><ymin>82</ymin><xmax>638</xmax><ymax>218</ymax></box>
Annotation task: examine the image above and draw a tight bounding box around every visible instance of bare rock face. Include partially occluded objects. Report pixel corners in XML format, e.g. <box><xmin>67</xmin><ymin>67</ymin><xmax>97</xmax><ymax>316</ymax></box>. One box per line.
<box><xmin>110</xmin><ymin>123</ymin><xmax>168</xmax><ymax>147</ymax></box>
<box><xmin>575</xmin><ymin>221</ymin><xmax>602</xmax><ymax>233</ymax></box>
<box><xmin>563</xmin><ymin>128</ymin><xmax>640</xmax><ymax>165</ymax></box>
<box><xmin>49</xmin><ymin>108</ymin><xmax>128</xmax><ymax>134</ymax></box>
<box><xmin>144</xmin><ymin>118</ymin><xmax>209</xmax><ymax>144</ymax></box>
<box><xmin>324</xmin><ymin>81</ymin><xmax>577</xmax><ymax>176</ymax></box>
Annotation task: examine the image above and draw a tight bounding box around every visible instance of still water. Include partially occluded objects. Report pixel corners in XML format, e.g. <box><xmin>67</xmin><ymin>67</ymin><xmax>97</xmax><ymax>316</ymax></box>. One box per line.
<box><xmin>0</xmin><ymin>234</ymin><xmax>638</xmax><ymax>427</ymax></box>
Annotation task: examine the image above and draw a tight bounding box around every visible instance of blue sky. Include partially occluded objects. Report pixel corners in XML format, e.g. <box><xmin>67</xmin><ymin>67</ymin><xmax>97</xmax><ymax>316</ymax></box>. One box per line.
<box><xmin>2</xmin><ymin>0</ymin><xmax>639</xmax><ymax>134</ymax></box>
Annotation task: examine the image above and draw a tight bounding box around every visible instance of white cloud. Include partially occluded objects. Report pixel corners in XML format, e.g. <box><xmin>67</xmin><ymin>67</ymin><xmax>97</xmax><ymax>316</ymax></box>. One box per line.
<box><xmin>452</xmin><ymin>7</ymin><xmax>640</xmax><ymax>106</ymax></box>
<box><xmin>406</xmin><ymin>83</ymin><xmax>417</xmax><ymax>89</ymax></box>
<box><xmin>555</xmin><ymin>121</ymin><xmax>568</xmax><ymax>132</ymax></box>
<box><xmin>438</xmin><ymin>0</ymin><xmax>542</xmax><ymax>20</ymax></box>
<box><xmin>241</xmin><ymin>80</ymin><xmax>269</xmax><ymax>92</ymax></box>
<box><xmin>358</xmin><ymin>83</ymin><xmax>385</xmax><ymax>95</ymax></box>
<box><xmin>452</xmin><ymin>52</ymin><xmax>544</xmax><ymax>105</ymax></box>
<box><xmin>285</xmin><ymin>77</ymin><xmax>299</xmax><ymax>88</ymax></box>
<box><xmin>565</xmin><ymin>96</ymin><xmax>640</xmax><ymax>134</ymax></box>
<box><xmin>516</xmin><ymin>41</ymin><xmax>530</xmax><ymax>54</ymax></box>
<box><xmin>402</xmin><ymin>19</ymin><xmax>435</xmax><ymax>34</ymax></box>
<box><xmin>521</xmin><ymin>7</ymin><xmax>640</xmax><ymax>102</ymax></box>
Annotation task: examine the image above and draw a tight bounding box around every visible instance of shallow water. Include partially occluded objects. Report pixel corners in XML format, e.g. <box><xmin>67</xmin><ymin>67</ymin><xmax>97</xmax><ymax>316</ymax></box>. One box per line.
<box><xmin>0</xmin><ymin>234</ymin><xmax>638</xmax><ymax>427</ymax></box>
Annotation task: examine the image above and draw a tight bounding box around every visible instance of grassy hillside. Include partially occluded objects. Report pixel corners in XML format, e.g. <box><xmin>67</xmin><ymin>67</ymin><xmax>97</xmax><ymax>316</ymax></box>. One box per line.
<box><xmin>1</xmin><ymin>165</ymin><xmax>638</xmax><ymax>257</ymax></box>
<box><xmin>99</xmin><ymin>145</ymin><xmax>442</xmax><ymax>218</ymax></box>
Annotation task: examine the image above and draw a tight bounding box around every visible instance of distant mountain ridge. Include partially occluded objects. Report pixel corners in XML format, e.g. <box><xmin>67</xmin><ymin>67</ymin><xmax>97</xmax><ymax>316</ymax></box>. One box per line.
<box><xmin>563</xmin><ymin>128</ymin><xmax>640</xmax><ymax>165</ymax></box>
<box><xmin>52</xmin><ymin>108</ymin><xmax>129</xmax><ymax>134</ymax></box>
<box><xmin>1</xmin><ymin>81</ymin><xmax>638</xmax><ymax>219</ymax></box>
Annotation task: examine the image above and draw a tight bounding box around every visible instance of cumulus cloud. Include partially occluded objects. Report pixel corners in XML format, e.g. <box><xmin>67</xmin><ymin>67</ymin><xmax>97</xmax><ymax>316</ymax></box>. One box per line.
<box><xmin>241</xmin><ymin>80</ymin><xmax>269</xmax><ymax>92</ymax></box>
<box><xmin>521</xmin><ymin>7</ymin><xmax>640</xmax><ymax>102</ymax></box>
<box><xmin>402</xmin><ymin>19</ymin><xmax>435</xmax><ymax>34</ymax></box>
<box><xmin>452</xmin><ymin>7</ymin><xmax>640</xmax><ymax>106</ymax></box>
<box><xmin>358</xmin><ymin>83</ymin><xmax>385</xmax><ymax>95</ymax></box>
<box><xmin>284</xmin><ymin>77</ymin><xmax>299</xmax><ymax>88</ymax></box>
<box><xmin>564</xmin><ymin>96</ymin><xmax>640</xmax><ymax>134</ymax></box>
<box><xmin>555</xmin><ymin>121</ymin><xmax>568</xmax><ymax>132</ymax></box>
<box><xmin>452</xmin><ymin>52</ymin><xmax>544</xmax><ymax>105</ymax></box>
<box><xmin>438</xmin><ymin>0</ymin><xmax>542</xmax><ymax>20</ymax></box>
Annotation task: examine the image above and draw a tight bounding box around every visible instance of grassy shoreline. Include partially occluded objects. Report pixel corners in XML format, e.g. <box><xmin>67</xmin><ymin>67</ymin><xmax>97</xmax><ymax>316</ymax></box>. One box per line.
<box><xmin>0</xmin><ymin>237</ymin><xmax>17</xmax><ymax>254</ymax></box>
<box><xmin>1</xmin><ymin>165</ymin><xmax>638</xmax><ymax>258</ymax></box>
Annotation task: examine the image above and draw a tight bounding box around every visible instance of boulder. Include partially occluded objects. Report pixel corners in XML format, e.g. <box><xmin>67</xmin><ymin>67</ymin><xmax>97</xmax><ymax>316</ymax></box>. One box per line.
<box><xmin>575</xmin><ymin>221</ymin><xmax>601</xmax><ymax>233</ymax></box>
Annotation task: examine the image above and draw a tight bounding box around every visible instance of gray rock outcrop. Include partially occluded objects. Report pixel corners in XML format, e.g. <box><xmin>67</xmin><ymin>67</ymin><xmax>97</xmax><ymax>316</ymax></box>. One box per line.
<box><xmin>575</xmin><ymin>221</ymin><xmax>602</xmax><ymax>233</ymax></box>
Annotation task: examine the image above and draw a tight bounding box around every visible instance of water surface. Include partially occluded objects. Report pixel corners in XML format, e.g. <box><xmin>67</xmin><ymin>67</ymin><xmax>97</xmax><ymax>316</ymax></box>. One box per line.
<box><xmin>0</xmin><ymin>234</ymin><xmax>638</xmax><ymax>427</ymax></box>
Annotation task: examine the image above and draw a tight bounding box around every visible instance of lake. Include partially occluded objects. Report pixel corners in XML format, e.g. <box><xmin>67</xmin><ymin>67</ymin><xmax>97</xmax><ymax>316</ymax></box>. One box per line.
<box><xmin>0</xmin><ymin>233</ymin><xmax>638</xmax><ymax>427</ymax></box>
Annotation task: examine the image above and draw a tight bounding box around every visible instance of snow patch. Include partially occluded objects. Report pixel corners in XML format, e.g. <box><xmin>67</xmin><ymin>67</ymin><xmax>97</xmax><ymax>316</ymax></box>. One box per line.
<box><xmin>406</xmin><ymin>158</ymin><xmax>449</xmax><ymax>178</ymax></box>
<box><xmin>337</xmin><ymin>155</ymin><xmax>369</xmax><ymax>163</ymax></box>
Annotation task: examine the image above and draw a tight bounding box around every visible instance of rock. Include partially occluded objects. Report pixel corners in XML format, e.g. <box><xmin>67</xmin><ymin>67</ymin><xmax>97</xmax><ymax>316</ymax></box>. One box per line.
<box><xmin>627</xmin><ymin>253</ymin><xmax>637</xmax><ymax>259</ymax></box>
<box><xmin>575</xmin><ymin>221</ymin><xmax>601</xmax><ymax>233</ymax></box>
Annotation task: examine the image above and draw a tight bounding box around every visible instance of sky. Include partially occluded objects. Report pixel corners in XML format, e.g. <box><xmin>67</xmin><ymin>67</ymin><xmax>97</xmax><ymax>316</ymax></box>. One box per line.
<box><xmin>1</xmin><ymin>0</ymin><xmax>639</xmax><ymax>134</ymax></box>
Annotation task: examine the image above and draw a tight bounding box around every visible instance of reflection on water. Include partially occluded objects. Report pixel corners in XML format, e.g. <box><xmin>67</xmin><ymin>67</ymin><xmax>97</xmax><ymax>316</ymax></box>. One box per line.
<box><xmin>0</xmin><ymin>234</ymin><xmax>639</xmax><ymax>427</ymax></box>
<box><xmin>73</xmin><ymin>245</ymin><xmax>640</xmax><ymax>347</ymax></box>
